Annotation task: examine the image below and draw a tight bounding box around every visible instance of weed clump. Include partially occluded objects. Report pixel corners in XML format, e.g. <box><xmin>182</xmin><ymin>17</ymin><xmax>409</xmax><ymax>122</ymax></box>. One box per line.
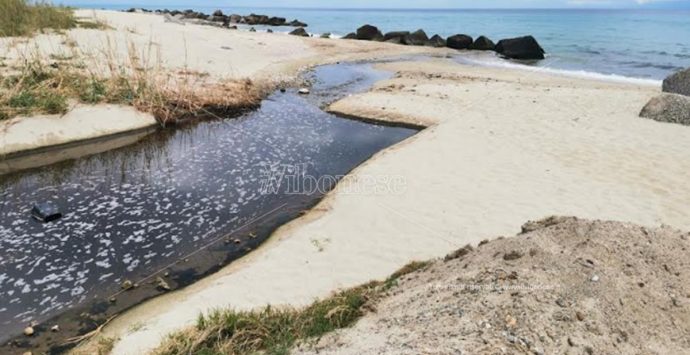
<box><xmin>0</xmin><ymin>0</ymin><xmax>76</xmax><ymax>37</ymax></box>
<box><xmin>154</xmin><ymin>261</ymin><xmax>430</xmax><ymax>355</ymax></box>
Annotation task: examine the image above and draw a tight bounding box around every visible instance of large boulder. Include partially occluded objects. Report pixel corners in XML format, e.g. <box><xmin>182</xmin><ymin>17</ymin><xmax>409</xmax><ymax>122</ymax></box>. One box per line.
<box><xmin>469</xmin><ymin>35</ymin><xmax>495</xmax><ymax>50</ymax></box>
<box><xmin>662</xmin><ymin>68</ymin><xmax>690</xmax><ymax>97</ymax></box>
<box><xmin>446</xmin><ymin>34</ymin><xmax>473</xmax><ymax>50</ymax></box>
<box><xmin>495</xmin><ymin>36</ymin><xmax>545</xmax><ymax>60</ymax></box>
<box><xmin>427</xmin><ymin>34</ymin><xmax>446</xmax><ymax>48</ymax></box>
<box><xmin>343</xmin><ymin>32</ymin><xmax>357</xmax><ymax>40</ymax></box>
<box><xmin>356</xmin><ymin>24</ymin><xmax>383</xmax><ymax>41</ymax></box>
<box><xmin>403</xmin><ymin>29</ymin><xmax>428</xmax><ymax>46</ymax></box>
<box><xmin>212</xmin><ymin>10</ymin><xmax>224</xmax><ymax>17</ymax></box>
<box><xmin>384</xmin><ymin>31</ymin><xmax>409</xmax><ymax>42</ymax></box>
<box><xmin>289</xmin><ymin>27</ymin><xmax>309</xmax><ymax>37</ymax></box>
<box><xmin>640</xmin><ymin>93</ymin><xmax>690</xmax><ymax>126</ymax></box>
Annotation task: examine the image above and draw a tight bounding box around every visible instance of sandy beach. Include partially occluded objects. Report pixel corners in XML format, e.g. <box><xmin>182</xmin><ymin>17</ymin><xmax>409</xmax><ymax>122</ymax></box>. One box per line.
<box><xmin>0</xmin><ymin>9</ymin><xmax>450</xmax><ymax>157</ymax></box>
<box><xmin>2</xmin><ymin>6</ymin><xmax>689</xmax><ymax>355</ymax></box>
<box><xmin>52</xmin><ymin>11</ymin><xmax>690</xmax><ymax>354</ymax></box>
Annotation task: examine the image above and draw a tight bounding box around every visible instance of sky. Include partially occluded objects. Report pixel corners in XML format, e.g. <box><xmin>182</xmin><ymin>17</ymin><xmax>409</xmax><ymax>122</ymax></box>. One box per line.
<box><xmin>58</xmin><ymin>0</ymin><xmax>690</xmax><ymax>9</ymax></box>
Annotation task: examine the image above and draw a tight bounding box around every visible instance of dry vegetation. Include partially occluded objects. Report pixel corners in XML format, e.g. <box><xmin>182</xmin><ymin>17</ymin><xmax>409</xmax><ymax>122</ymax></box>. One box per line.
<box><xmin>152</xmin><ymin>261</ymin><xmax>430</xmax><ymax>355</ymax></box>
<box><xmin>0</xmin><ymin>0</ymin><xmax>76</xmax><ymax>37</ymax></box>
<box><xmin>0</xmin><ymin>1</ymin><xmax>264</xmax><ymax>124</ymax></box>
<box><xmin>0</xmin><ymin>50</ymin><xmax>263</xmax><ymax>124</ymax></box>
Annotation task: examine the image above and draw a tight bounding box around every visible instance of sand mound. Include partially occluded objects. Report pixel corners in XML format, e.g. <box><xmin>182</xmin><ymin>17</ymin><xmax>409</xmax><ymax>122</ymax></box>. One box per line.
<box><xmin>297</xmin><ymin>217</ymin><xmax>690</xmax><ymax>355</ymax></box>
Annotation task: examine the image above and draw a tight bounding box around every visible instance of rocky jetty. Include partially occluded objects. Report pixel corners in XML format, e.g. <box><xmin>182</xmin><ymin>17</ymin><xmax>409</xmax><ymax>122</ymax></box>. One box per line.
<box><xmin>343</xmin><ymin>24</ymin><xmax>544</xmax><ymax>60</ymax></box>
<box><xmin>125</xmin><ymin>8</ymin><xmax>308</xmax><ymax>28</ymax></box>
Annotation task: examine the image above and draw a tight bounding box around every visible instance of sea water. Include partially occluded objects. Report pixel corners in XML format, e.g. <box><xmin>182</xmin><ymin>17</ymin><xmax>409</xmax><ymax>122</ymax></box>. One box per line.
<box><xmin>78</xmin><ymin>6</ymin><xmax>690</xmax><ymax>81</ymax></box>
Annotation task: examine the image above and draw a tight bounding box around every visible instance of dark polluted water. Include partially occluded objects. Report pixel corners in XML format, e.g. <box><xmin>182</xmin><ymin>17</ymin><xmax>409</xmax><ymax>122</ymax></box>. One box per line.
<box><xmin>0</xmin><ymin>62</ymin><xmax>416</xmax><ymax>349</ymax></box>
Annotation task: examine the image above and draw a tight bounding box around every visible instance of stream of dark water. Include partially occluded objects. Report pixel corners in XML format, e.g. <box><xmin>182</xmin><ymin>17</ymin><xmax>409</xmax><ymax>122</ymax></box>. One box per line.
<box><xmin>0</xmin><ymin>62</ymin><xmax>415</xmax><ymax>343</ymax></box>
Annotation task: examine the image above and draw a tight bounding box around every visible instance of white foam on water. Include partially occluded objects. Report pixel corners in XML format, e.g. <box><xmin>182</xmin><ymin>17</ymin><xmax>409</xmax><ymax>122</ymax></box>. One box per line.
<box><xmin>454</xmin><ymin>51</ymin><xmax>662</xmax><ymax>87</ymax></box>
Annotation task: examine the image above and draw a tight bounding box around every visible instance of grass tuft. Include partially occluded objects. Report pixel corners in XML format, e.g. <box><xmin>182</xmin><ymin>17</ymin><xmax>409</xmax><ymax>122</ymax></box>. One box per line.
<box><xmin>153</xmin><ymin>261</ymin><xmax>430</xmax><ymax>355</ymax></box>
<box><xmin>0</xmin><ymin>0</ymin><xmax>76</xmax><ymax>37</ymax></box>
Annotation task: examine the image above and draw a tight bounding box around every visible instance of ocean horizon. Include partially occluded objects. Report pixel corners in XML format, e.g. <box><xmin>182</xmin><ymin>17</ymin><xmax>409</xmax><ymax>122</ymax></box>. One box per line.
<box><xmin>72</xmin><ymin>5</ymin><xmax>690</xmax><ymax>81</ymax></box>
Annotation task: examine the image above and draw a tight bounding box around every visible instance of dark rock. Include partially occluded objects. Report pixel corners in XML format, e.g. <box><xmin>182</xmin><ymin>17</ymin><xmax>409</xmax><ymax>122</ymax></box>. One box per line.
<box><xmin>356</xmin><ymin>24</ymin><xmax>383</xmax><ymax>41</ymax></box>
<box><xmin>181</xmin><ymin>10</ymin><xmax>207</xmax><ymax>20</ymax></box>
<box><xmin>384</xmin><ymin>31</ymin><xmax>410</xmax><ymax>42</ymax></box>
<box><xmin>427</xmin><ymin>34</ymin><xmax>446</xmax><ymax>48</ymax></box>
<box><xmin>244</xmin><ymin>14</ymin><xmax>270</xmax><ymax>25</ymax></box>
<box><xmin>267</xmin><ymin>29</ymin><xmax>274</xmax><ymax>33</ymax></box>
<box><xmin>289</xmin><ymin>27</ymin><xmax>309</xmax><ymax>37</ymax></box>
<box><xmin>268</xmin><ymin>17</ymin><xmax>286</xmax><ymax>26</ymax></box>
<box><xmin>470</xmin><ymin>35</ymin><xmax>496</xmax><ymax>50</ymax></box>
<box><xmin>495</xmin><ymin>35</ymin><xmax>545</xmax><ymax>60</ymax></box>
<box><xmin>447</xmin><ymin>34</ymin><xmax>473</xmax><ymax>50</ymax></box>
<box><xmin>343</xmin><ymin>32</ymin><xmax>357</xmax><ymax>40</ymax></box>
<box><xmin>403</xmin><ymin>29</ymin><xmax>429</xmax><ymax>46</ymax></box>
<box><xmin>31</xmin><ymin>202</ymin><xmax>62</xmax><ymax>222</ymax></box>
<box><xmin>229</xmin><ymin>14</ymin><xmax>241</xmax><ymax>23</ymax></box>
<box><xmin>640</xmin><ymin>93</ymin><xmax>690</xmax><ymax>126</ymax></box>
<box><xmin>249</xmin><ymin>27</ymin><xmax>256</xmax><ymax>32</ymax></box>
<box><xmin>289</xmin><ymin>19</ymin><xmax>308</xmax><ymax>27</ymax></box>
<box><xmin>663</xmin><ymin>68</ymin><xmax>690</xmax><ymax>97</ymax></box>
<box><xmin>320</xmin><ymin>33</ymin><xmax>331</xmax><ymax>38</ymax></box>
<box><xmin>229</xmin><ymin>25</ymin><xmax>238</xmax><ymax>30</ymax></box>
<box><xmin>212</xmin><ymin>9</ymin><xmax>224</xmax><ymax>17</ymax></box>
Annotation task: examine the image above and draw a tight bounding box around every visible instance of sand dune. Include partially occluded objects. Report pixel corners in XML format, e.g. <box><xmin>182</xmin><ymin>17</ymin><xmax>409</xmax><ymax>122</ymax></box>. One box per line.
<box><xmin>296</xmin><ymin>217</ymin><xmax>690</xmax><ymax>354</ymax></box>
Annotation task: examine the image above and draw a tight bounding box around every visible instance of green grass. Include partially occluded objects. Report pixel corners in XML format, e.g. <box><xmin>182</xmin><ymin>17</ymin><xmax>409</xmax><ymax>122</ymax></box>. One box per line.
<box><xmin>154</xmin><ymin>261</ymin><xmax>430</xmax><ymax>355</ymax></box>
<box><xmin>0</xmin><ymin>0</ymin><xmax>76</xmax><ymax>37</ymax></box>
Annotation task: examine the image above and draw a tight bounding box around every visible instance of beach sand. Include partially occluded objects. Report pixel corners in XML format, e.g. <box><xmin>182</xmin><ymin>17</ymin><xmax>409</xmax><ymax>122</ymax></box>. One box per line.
<box><xmin>0</xmin><ymin>9</ymin><xmax>448</xmax><ymax>157</ymax></box>
<box><xmin>67</xmin><ymin>31</ymin><xmax>690</xmax><ymax>354</ymax></box>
